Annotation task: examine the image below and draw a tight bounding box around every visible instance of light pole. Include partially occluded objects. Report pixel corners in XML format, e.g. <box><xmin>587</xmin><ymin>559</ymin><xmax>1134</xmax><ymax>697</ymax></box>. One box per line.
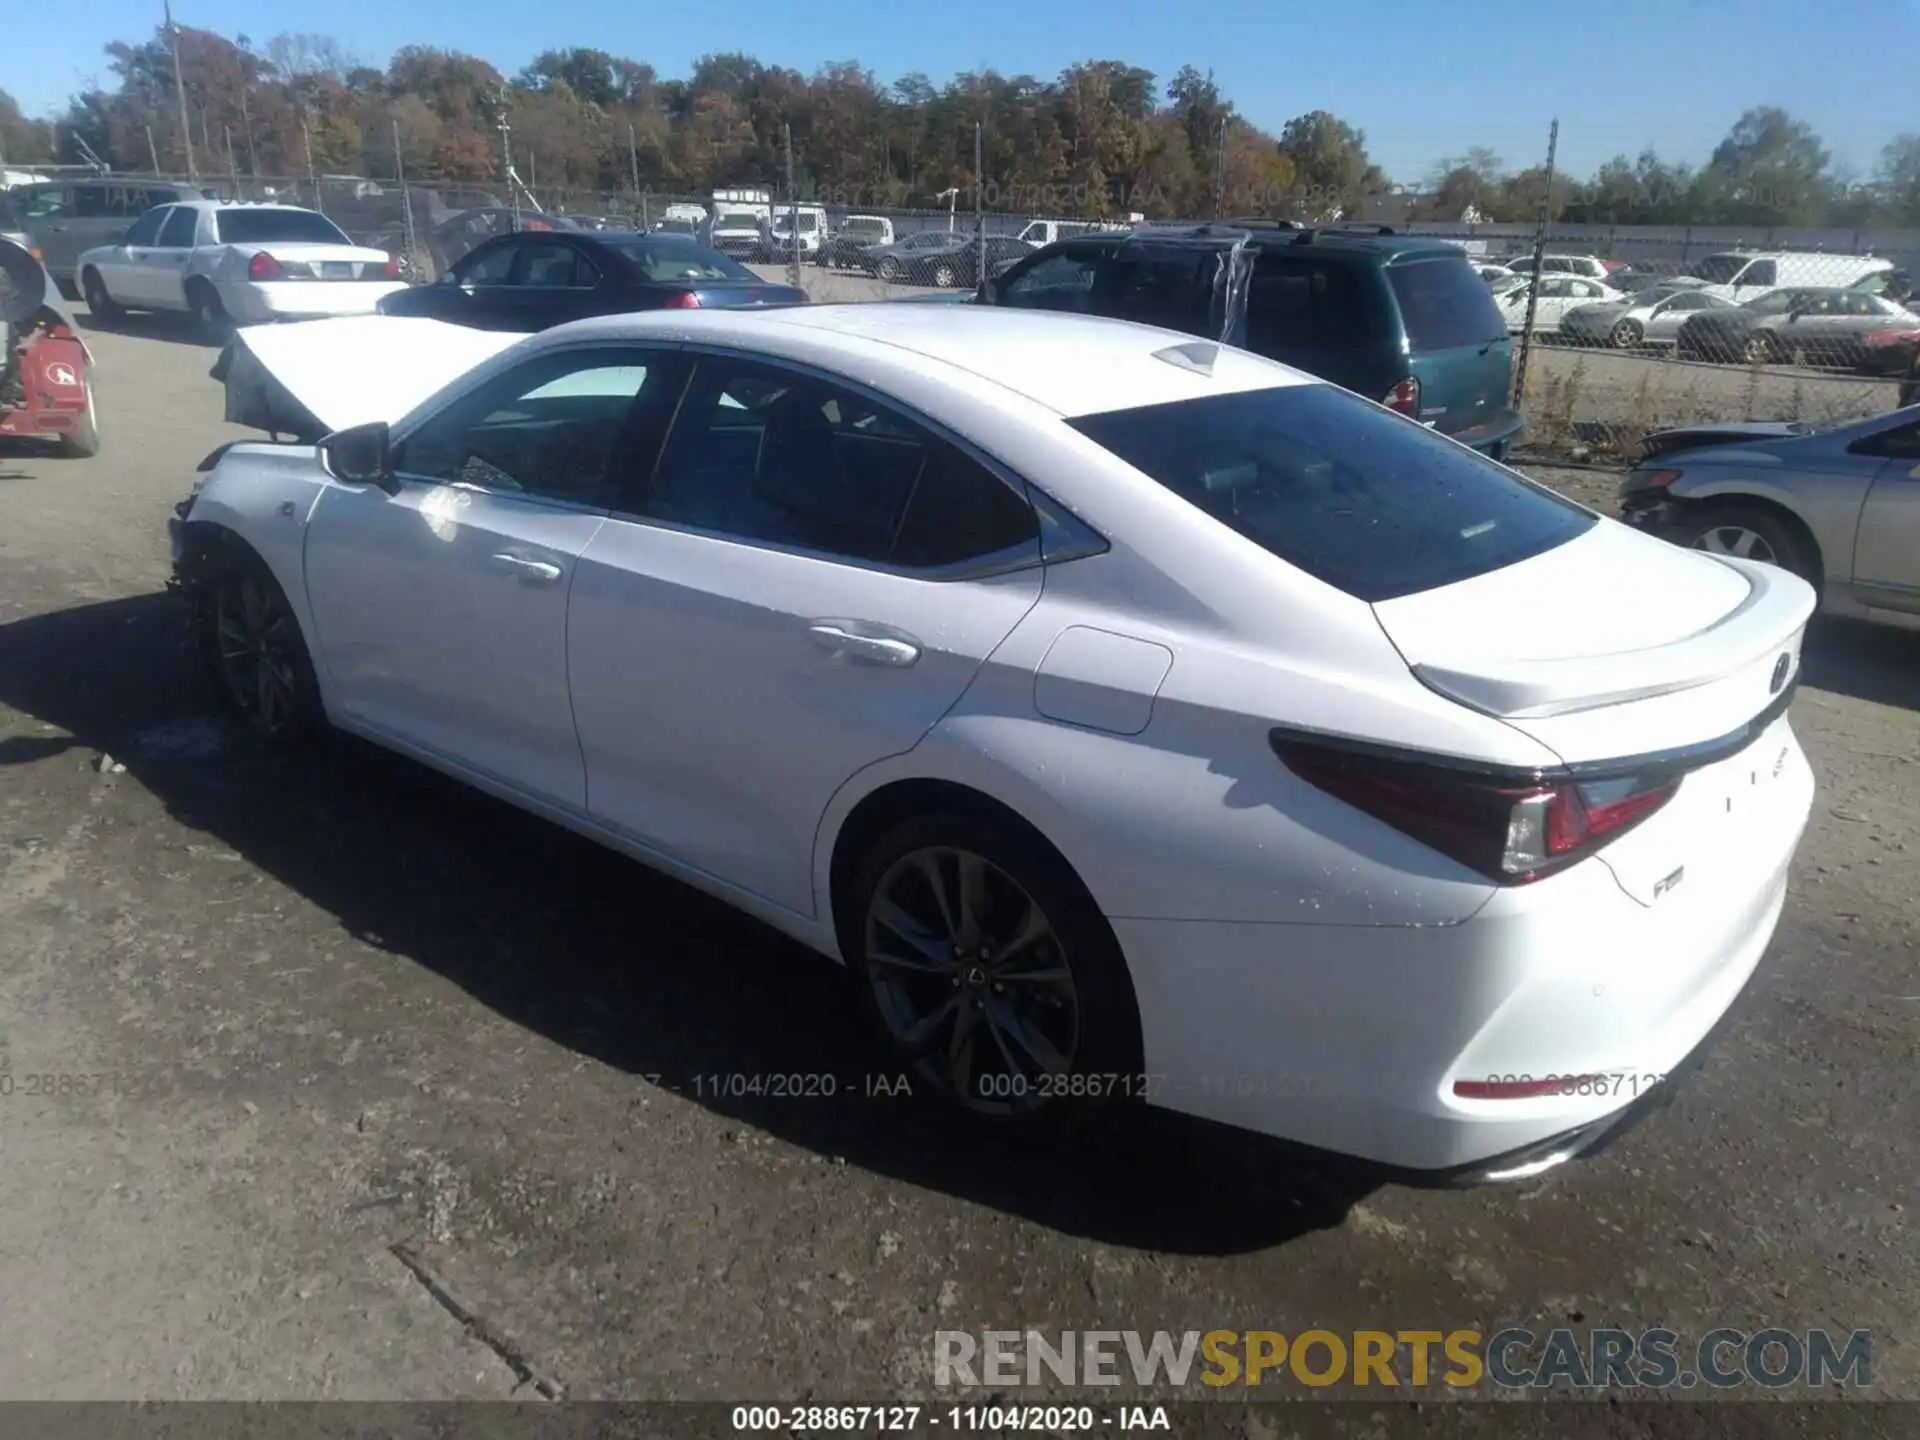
<box><xmin>936</xmin><ymin>187</ymin><xmax>959</xmax><ymax>233</ymax></box>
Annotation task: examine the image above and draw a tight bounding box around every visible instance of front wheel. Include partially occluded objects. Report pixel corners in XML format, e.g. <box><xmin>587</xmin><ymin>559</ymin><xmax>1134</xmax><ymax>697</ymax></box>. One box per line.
<box><xmin>876</xmin><ymin>257</ymin><xmax>902</xmax><ymax>283</ymax></box>
<box><xmin>1745</xmin><ymin>331</ymin><xmax>1780</xmax><ymax>365</ymax></box>
<box><xmin>845</xmin><ymin>810</ymin><xmax>1143</xmax><ymax>1132</ymax></box>
<box><xmin>932</xmin><ymin>263</ymin><xmax>957</xmax><ymax>289</ymax></box>
<box><xmin>81</xmin><ymin>268</ymin><xmax>122</xmax><ymax>321</ymax></box>
<box><xmin>1610</xmin><ymin>319</ymin><xmax>1643</xmax><ymax>349</ymax></box>
<box><xmin>197</xmin><ymin>550</ymin><xmax>324</xmax><ymax>748</ymax></box>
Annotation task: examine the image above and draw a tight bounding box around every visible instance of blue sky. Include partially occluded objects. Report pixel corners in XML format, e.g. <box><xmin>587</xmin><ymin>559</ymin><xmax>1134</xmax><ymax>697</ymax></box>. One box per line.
<box><xmin>5</xmin><ymin>0</ymin><xmax>1913</xmax><ymax>185</ymax></box>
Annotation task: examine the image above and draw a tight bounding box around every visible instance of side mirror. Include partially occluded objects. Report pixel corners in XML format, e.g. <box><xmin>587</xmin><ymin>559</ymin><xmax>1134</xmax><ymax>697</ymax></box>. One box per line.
<box><xmin>317</xmin><ymin>422</ymin><xmax>397</xmax><ymax>494</ymax></box>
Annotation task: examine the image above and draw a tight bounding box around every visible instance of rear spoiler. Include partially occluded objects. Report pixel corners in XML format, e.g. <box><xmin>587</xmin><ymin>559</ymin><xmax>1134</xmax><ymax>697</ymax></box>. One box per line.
<box><xmin>1412</xmin><ymin>556</ymin><xmax>1817</xmax><ymax>720</ymax></box>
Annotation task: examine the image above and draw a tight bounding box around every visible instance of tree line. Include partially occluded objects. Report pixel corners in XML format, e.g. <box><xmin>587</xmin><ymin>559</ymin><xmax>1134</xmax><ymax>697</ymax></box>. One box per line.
<box><xmin>2</xmin><ymin>29</ymin><xmax>1916</xmax><ymax>230</ymax></box>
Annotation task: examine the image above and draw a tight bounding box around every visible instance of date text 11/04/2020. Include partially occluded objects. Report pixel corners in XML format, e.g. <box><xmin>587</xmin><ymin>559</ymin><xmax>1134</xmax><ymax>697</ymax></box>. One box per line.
<box><xmin>730</xmin><ymin>1406</ymin><xmax>1173</xmax><ymax>1432</ymax></box>
<box><xmin>638</xmin><ymin>1072</ymin><xmax>1325</xmax><ymax>1103</ymax></box>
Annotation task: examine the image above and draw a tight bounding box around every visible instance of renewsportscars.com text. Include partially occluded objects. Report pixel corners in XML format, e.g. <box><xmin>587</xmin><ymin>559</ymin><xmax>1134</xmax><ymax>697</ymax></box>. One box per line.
<box><xmin>933</xmin><ymin>1328</ymin><xmax>1872</xmax><ymax>1391</ymax></box>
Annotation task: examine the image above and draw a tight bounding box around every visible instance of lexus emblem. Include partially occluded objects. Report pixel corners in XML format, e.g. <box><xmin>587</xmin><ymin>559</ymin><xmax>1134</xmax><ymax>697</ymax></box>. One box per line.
<box><xmin>1769</xmin><ymin>653</ymin><xmax>1791</xmax><ymax>694</ymax></box>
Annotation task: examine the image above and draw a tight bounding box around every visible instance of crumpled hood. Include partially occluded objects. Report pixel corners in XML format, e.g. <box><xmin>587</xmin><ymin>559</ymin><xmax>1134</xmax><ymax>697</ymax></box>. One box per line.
<box><xmin>210</xmin><ymin>315</ymin><xmax>523</xmax><ymax>440</ymax></box>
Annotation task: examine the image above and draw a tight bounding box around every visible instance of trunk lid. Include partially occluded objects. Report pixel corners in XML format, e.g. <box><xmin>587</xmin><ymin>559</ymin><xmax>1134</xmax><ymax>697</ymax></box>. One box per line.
<box><xmin>685</xmin><ymin>282</ymin><xmax>808</xmax><ymax>309</ymax></box>
<box><xmin>1370</xmin><ymin>520</ymin><xmax>1814</xmax><ymax>761</ymax></box>
<box><xmin>1371</xmin><ymin>521</ymin><xmax>1816</xmax><ymax>904</ymax></box>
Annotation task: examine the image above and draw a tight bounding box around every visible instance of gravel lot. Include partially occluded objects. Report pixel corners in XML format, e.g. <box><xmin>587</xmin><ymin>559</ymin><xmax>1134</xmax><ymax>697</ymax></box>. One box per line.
<box><xmin>0</xmin><ymin>313</ymin><xmax>1916</xmax><ymax>1415</ymax></box>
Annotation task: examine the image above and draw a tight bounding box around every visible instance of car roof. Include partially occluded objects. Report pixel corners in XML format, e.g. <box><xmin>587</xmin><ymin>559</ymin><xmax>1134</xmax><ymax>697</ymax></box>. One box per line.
<box><xmin>1047</xmin><ymin>222</ymin><xmax>1469</xmax><ymax>264</ymax></box>
<box><xmin>521</xmin><ymin>303</ymin><xmax>1317</xmax><ymax>417</ymax></box>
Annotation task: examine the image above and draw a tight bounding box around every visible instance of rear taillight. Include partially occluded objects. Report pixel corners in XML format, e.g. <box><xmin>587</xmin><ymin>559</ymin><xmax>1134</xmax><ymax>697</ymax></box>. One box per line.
<box><xmin>1382</xmin><ymin>377</ymin><xmax>1421</xmax><ymax>417</ymax></box>
<box><xmin>381</xmin><ymin>256</ymin><xmax>400</xmax><ymax>279</ymax></box>
<box><xmin>666</xmin><ymin>291</ymin><xmax>701</xmax><ymax>309</ymax></box>
<box><xmin>1634</xmin><ymin>468</ymin><xmax>1684</xmax><ymax>489</ymax></box>
<box><xmin>1270</xmin><ymin>734</ymin><xmax>1680</xmax><ymax>885</ymax></box>
<box><xmin>249</xmin><ymin>252</ymin><xmax>283</xmax><ymax>280</ymax></box>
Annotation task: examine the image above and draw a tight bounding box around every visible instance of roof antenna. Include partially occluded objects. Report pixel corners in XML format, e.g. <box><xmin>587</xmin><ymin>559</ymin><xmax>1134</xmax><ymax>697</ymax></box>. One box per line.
<box><xmin>1152</xmin><ymin>341</ymin><xmax>1219</xmax><ymax>376</ymax></box>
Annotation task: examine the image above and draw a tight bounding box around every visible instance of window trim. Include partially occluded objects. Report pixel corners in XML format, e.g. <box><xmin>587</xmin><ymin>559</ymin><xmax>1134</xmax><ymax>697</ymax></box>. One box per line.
<box><xmin>611</xmin><ymin>343</ymin><xmax>1081</xmax><ymax>581</ymax></box>
<box><xmin>384</xmin><ymin>340</ymin><xmax>684</xmax><ymax>514</ymax></box>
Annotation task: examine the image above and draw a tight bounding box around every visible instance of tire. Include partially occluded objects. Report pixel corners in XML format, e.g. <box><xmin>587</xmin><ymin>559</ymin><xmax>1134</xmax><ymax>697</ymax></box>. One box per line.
<box><xmin>187</xmin><ymin>280</ymin><xmax>232</xmax><ymax>339</ymax></box>
<box><xmin>197</xmin><ymin>547</ymin><xmax>324</xmax><ymax>749</ymax></box>
<box><xmin>1672</xmin><ymin>502</ymin><xmax>1816</xmax><ymax>584</ymax></box>
<box><xmin>876</xmin><ymin>257</ymin><xmax>902</xmax><ymax>284</ymax></box>
<box><xmin>932</xmin><ymin>263</ymin><xmax>957</xmax><ymax>289</ymax></box>
<box><xmin>1744</xmin><ymin>331</ymin><xmax>1780</xmax><ymax>365</ymax></box>
<box><xmin>842</xmin><ymin>808</ymin><xmax>1143</xmax><ymax>1134</ymax></box>
<box><xmin>55</xmin><ymin>375</ymin><xmax>100</xmax><ymax>458</ymax></box>
<box><xmin>80</xmin><ymin>268</ymin><xmax>122</xmax><ymax>321</ymax></box>
<box><xmin>1610</xmin><ymin>319</ymin><xmax>1643</xmax><ymax>349</ymax></box>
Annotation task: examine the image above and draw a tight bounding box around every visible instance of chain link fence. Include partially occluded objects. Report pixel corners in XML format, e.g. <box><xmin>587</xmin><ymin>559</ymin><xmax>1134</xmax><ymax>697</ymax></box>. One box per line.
<box><xmin>21</xmin><ymin>166</ymin><xmax>1918</xmax><ymax>456</ymax></box>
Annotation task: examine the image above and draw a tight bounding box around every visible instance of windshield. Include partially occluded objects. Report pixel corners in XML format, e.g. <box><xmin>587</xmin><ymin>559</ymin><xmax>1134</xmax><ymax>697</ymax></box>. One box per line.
<box><xmin>602</xmin><ymin>238</ymin><xmax>753</xmax><ymax>282</ymax></box>
<box><xmin>1068</xmin><ymin>384</ymin><xmax>1595</xmax><ymax>603</ymax></box>
<box><xmin>845</xmin><ymin>218</ymin><xmax>886</xmax><ymax>236</ymax></box>
<box><xmin>1388</xmin><ymin>257</ymin><xmax>1507</xmax><ymax>351</ymax></box>
<box><xmin>714</xmin><ymin>212</ymin><xmax>760</xmax><ymax>231</ymax></box>
<box><xmin>1744</xmin><ymin>289</ymin><xmax>1817</xmax><ymax>315</ymax></box>
<box><xmin>215</xmin><ymin>208</ymin><xmax>351</xmax><ymax>245</ymax></box>
<box><xmin>1689</xmin><ymin>254</ymin><xmax>1751</xmax><ymax>284</ymax></box>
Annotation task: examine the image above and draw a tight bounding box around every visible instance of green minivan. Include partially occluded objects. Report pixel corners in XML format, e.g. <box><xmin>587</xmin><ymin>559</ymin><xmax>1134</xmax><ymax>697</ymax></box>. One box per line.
<box><xmin>980</xmin><ymin>221</ymin><xmax>1523</xmax><ymax>459</ymax></box>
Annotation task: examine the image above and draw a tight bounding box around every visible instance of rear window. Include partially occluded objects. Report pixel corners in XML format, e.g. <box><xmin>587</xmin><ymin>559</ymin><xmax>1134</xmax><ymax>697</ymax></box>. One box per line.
<box><xmin>603</xmin><ymin>238</ymin><xmax>752</xmax><ymax>282</ymax></box>
<box><xmin>1067</xmin><ymin>384</ymin><xmax>1596</xmax><ymax>603</ymax></box>
<box><xmin>216</xmin><ymin>209</ymin><xmax>350</xmax><ymax>245</ymax></box>
<box><xmin>1387</xmin><ymin>258</ymin><xmax>1507</xmax><ymax>353</ymax></box>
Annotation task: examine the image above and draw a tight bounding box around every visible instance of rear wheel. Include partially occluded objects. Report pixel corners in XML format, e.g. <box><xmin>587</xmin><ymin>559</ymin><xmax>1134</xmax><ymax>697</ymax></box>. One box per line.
<box><xmin>1745</xmin><ymin>331</ymin><xmax>1781</xmax><ymax>365</ymax></box>
<box><xmin>845</xmin><ymin>810</ymin><xmax>1143</xmax><ymax>1134</ymax></box>
<box><xmin>1673</xmin><ymin>502</ymin><xmax>1816</xmax><ymax>584</ymax></box>
<box><xmin>877</xmin><ymin>257</ymin><xmax>902</xmax><ymax>284</ymax></box>
<box><xmin>932</xmin><ymin>262</ymin><xmax>957</xmax><ymax>289</ymax></box>
<box><xmin>187</xmin><ymin>279</ymin><xmax>231</xmax><ymax>338</ymax></box>
<box><xmin>81</xmin><ymin>268</ymin><xmax>121</xmax><ymax>321</ymax></box>
<box><xmin>1610</xmin><ymin>319</ymin><xmax>1644</xmax><ymax>349</ymax></box>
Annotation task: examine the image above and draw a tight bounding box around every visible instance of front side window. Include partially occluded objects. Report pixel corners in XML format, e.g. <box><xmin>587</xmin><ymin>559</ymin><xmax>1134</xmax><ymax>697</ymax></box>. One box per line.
<box><xmin>1090</xmin><ymin>248</ymin><xmax>1218</xmax><ymax>336</ymax></box>
<box><xmin>17</xmin><ymin>186</ymin><xmax>71</xmax><ymax>219</ymax></box>
<box><xmin>123</xmin><ymin>208</ymin><xmax>168</xmax><ymax>247</ymax></box>
<box><xmin>998</xmin><ymin>252</ymin><xmax>1100</xmax><ymax>311</ymax></box>
<box><xmin>641</xmin><ymin>359</ymin><xmax>1038</xmax><ymax>569</ymax></box>
<box><xmin>1691</xmin><ymin>254</ymin><xmax>1748</xmax><ymax>284</ymax></box>
<box><xmin>1067</xmin><ymin>383</ymin><xmax>1596</xmax><ymax>603</ymax></box>
<box><xmin>393</xmin><ymin>349</ymin><xmax>669</xmax><ymax>506</ymax></box>
<box><xmin>1735</xmin><ymin>260</ymin><xmax>1777</xmax><ymax>287</ymax></box>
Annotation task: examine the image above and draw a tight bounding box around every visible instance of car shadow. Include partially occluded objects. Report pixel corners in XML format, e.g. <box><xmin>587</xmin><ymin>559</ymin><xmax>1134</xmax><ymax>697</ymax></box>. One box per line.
<box><xmin>1801</xmin><ymin>616</ymin><xmax>1920</xmax><ymax>711</ymax></box>
<box><xmin>74</xmin><ymin>310</ymin><xmax>222</xmax><ymax>348</ymax></box>
<box><xmin>0</xmin><ymin>591</ymin><xmax>1380</xmax><ymax>1255</ymax></box>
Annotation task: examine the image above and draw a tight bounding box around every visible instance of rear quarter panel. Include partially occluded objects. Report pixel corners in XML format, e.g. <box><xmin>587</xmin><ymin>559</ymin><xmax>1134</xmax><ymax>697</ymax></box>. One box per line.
<box><xmin>1669</xmin><ymin>456</ymin><xmax>1873</xmax><ymax>585</ymax></box>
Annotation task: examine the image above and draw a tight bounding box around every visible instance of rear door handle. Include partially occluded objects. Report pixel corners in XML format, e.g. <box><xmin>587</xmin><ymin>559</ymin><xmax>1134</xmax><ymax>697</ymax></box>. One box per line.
<box><xmin>489</xmin><ymin>552</ymin><xmax>564</xmax><ymax>585</ymax></box>
<box><xmin>808</xmin><ymin>621</ymin><xmax>921</xmax><ymax>667</ymax></box>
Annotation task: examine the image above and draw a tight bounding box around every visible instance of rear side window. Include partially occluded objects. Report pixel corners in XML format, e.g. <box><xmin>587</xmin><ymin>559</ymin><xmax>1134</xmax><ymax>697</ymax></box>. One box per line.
<box><xmin>1246</xmin><ymin>256</ymin><xmax>1388</xmax><ymax>350</ymax></box>
<box><xmin>1387</xmin><ymin>258</ymin><xmax>1507</xmax><ymax>353</ymax></box>
<box><xmin>1067</xmin><ymin>384</ymin><xmax>1595</xmax><ymax>603</ymax></box>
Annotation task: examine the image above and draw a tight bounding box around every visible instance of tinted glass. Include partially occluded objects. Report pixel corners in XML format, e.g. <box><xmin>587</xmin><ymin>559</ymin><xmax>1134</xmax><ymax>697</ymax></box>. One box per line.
<box><xmin>890</xmin><ymin>446</ymin><xmax>1039</xmax><ymax>568</ymax></box>
<box><xmin>602</xmin><ymin>238</ymin><xmax>752</xmax><ymax>281</ymax></box>
<box><xmin>516</xmin><ymin>240</ymin><xmax>597</xmax><ymax>287</ymax></box>
<box><xmin>1692</xmin><ymin>254</ymin><xmax>1749</xmax><ymax>284</ymax></box>
<box><xmin>394</xmin><ymin>351</ymin><xmax>660</xmax><ymax>504</ymax></box>
<box><xmin>216</xmin><ymin>209</ymin><xmax>351</xmax><ymax>245</ymax></box>
<box><xmin>1068</xmin><ymin>384</ymin><xmax>1596</xmax><ymax>603</ymax></box>
<box><xmin>1091</xmin><ymin>248</ymin><xmax>1217</xmax><ymax>335</ymax></box>
<box><xmin>457</xmin><ymin>242</ymin><xmax>519</xmax><ymax>284</ymax></box>
<box><xmin>156</xmin><ymin>207</ymin><xmax>200</xmax><ymax>247</ymax></box>
<box><xmin>123</xmin><ymin>208</ymin><xmax>167</xmax><ymax>246</ymax></box>
<box><xmin>17</xmin><ymin>186</ymin><xmax>70</xmax><ymax>218</ymax></box>
<box><xmin>1246</xmin><ymin>256</ymin><xmax>1387</xmax><ymax>351</ymax></box>
<box><xmin>1738</xmin><ymin>260</ymin><xmax>1777</xmax><ymax>286</ymax></box>
<box><xmin>73</xmin><ymin>186</ymin><xmax>117</xmax><ymax>219</ymax></box>
<box><xmin>1385</xmin><ymin>257</ymin><xmax>1505</xmax><ymax>352</ymax></box>
<box><xmin>646</xmin><ymin>361</ymin><xmax>939</xmax><ymax>565</ymax></box>
<box><xmin>999</xmin><ymin>252</ymin><xmax>1100</xmax><ymax>311</ymax></box>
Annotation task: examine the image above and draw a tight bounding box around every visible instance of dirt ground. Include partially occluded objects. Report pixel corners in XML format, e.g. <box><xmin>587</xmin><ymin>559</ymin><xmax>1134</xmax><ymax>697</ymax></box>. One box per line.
<box><xmin>0</xmin><ymin>316</ymin><xmax>1916</xmax><ymax>1415</ymax></box>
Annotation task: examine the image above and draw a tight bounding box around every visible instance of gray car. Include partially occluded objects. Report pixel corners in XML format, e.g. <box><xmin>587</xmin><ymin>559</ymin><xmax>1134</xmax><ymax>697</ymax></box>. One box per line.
<box><xmin>1560</xmin><ymin>285</ymin><xmax>1740</xmax><ymax>348</ymax></box>
<box><xmin>1618</xmin><ymin>406</ymin><xmax>1920</xmax><ymax>631</ymax></box>
<box><xmin>10</xmin><ymin>177</ymin><xmax>215</xmax><ymax>289</ymax></box>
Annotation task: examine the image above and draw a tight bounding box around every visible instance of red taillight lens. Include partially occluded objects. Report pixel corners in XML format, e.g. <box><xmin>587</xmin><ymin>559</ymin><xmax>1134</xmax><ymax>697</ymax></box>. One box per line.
<box><xmin>1382</xmin><ymin>377</ymin><xmax>1421</xmax><ymax>417</ymax></box>
<box><xmin>1636</xmin><ymin>468</ymin><xmax>1684</xmax><ymax>489</ymax></box>
<box><xmin>382</xmin><ymin>256</ymin><xmax>400</xmax><ymax>279</ymax></box>
<box><xmin>1271</xmin><ymin>735</ymin><xmax>1680</xmax><ymax>884</ymax></box>
<box><xmin>666</xmin><ymin>291</ymin><xmax>701</xmax><ymax>309</ymax></box>
<box><xmin>249</xmin><ymin>252</ymin><xmax>283</xmax><ymax>280</ymax></box>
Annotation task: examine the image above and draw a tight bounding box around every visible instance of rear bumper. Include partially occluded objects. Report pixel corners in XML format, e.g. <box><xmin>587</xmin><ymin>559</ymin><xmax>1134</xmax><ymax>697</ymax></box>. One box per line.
<box><xmin>217</xmin><ymin>280</ymin><xmax>410</xmax><ymax>324</ymax></box>
<box><xmin>1109</xmin><ymin>721</ymin><xmax>1813</xmax><ymax>1178</ymax></box>
<box><xmin>1445</xmin><ymin>406</ymin><xmax>1525</xmax><ymax>456</ymax></box>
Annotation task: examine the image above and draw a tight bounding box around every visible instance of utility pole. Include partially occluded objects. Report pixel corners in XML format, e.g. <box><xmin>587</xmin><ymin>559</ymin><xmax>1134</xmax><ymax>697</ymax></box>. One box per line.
<box><xmin>146</xmin><ymin>125</ymin><xmax>162</xmax><ymax>174</ymax></box>
<box><xmin>628</xmin><ymin>122</ymin><xmax>641</xmax><ymax>206</ymax></box>
<box><xmin>225</xmin><ymin>125</ymin><xmax>238</xmax><ymax>196</ymax></box>
<box><xmin>1512</xmin><ymin>117</ymin><xmax>1559</xmax><ymax>410</ymax></box>
<box><xmin>394</xmin><ymin>118</ymin><xmax>420</xmax><ymax>279</ymax></box>
<box><xmin>784</xmin><ymin>123</ymin><xmax>801</xmax><ymax>289</ymax></box>
<box><xmin>303</xmin><ymin>115</ymin><xmax>322</xmax><ymax>214</ymax></box>
<box><xmin>163</xmin><ymin>0</ymin><xmax>197</xmax><ymax>179</ymax></box>
<box><xmin>240</xmin><ymin>88</ymin><xmax>258</xmax><ymax>177</ymax></box>
<box><xmin>1213</xmin><ymin>115</ymin><xmax>1228</xmax><ymax>220</ymax></box>
<box><xmin>974</xmin><ymin>121</ymin><xmax>985</xmax><ymax>292</ymax></box>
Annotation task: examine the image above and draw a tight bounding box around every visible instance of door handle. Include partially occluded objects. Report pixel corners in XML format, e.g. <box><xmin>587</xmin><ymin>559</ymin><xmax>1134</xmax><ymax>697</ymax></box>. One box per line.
<box><xmin>489</xmin><ymin>552</ymin><xmax>564</xmax><ymax>585</ymax></box>
<box><xmin>808</xmin><ymin>621</ymin><xmax>921</xmax><ymax>667</ymax></box>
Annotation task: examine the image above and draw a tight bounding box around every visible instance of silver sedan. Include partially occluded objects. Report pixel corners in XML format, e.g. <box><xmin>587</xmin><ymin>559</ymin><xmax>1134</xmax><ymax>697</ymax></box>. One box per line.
<box><xmin>1561</xmin><ymin>286</ymin><xmax>1740</xmax><ymax>349</ymax></box>
<box><xmin>1618</xmin><ymin>405</ymin><xmax>1920</xmax><ymax>631</ymax></box>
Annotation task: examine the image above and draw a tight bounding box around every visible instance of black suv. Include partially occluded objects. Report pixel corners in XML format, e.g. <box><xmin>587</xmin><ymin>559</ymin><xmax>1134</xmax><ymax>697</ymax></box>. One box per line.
<box><xmin>980</xmin><ymin>221</ymin><xmax>1522</xmax><ymax>458</ymax></box>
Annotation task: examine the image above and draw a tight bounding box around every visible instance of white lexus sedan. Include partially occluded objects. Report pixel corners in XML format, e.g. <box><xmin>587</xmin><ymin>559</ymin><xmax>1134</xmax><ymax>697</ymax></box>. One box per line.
<box><xmin>78</xmin><ymin>200</ymin><xmax>405</xmax><ymax>332</ymax></box>
<box><xmin>170</xmin><ymin>304</ymin><xmax>1817</xmax><ymax>1184</ymax></box>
